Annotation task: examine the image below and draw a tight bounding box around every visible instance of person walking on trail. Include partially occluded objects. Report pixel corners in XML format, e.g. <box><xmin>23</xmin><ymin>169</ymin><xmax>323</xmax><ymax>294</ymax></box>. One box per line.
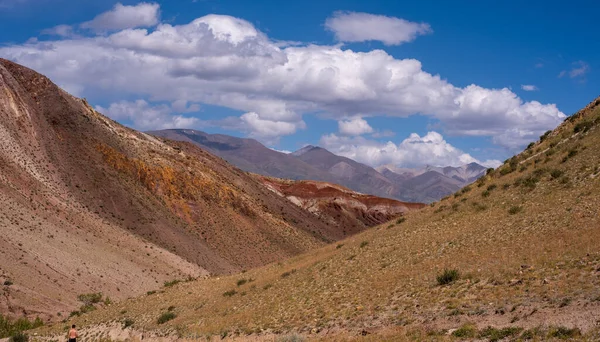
<box><xmin>68</xmin><ymin>324</ymin><xmax>78</xmax><ymax>342</ymax></box>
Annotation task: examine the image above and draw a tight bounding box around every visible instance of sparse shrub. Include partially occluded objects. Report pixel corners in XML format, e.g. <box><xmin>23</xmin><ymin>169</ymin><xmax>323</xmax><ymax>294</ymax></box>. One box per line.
<box><xmin>461</xmin><ymin>185</ymin><xmax>472</xmax><ymax>194</ymax></box>
<box><xmin>521</xmin><ymin>175</ymin><xmax>539</xmax><ymax>190</ymax></box>
<box><xmin>526</xmin><ymin>142</ymin><xmax>535</xmax><ymax>149</ymax></box>
<box><xmin>486</xmin><ymin>168</ymin><xmax>495</xmax><ymax>175</ymax></box>
<box><xmin>9</xmin><ymin>332</ymin><xmax>28</xmax><ymax>342</ymax></box>
<box><xmin>548</xmin><ymin>326</ymin><xmax>580</xmax><ymax>339</ymax></box>
<box><xmin>559</xmin><ymin>176</ymin><xmax>570</xmax><ymax>184</ymax></box>
<box><xmin>472</xmin><ymin>202</ymin><xmax>487</xmax><ymax>212</ymax></box>
<box><xmin>451</xmin><ymin>203</ymin><xmax>460</xmax><ymax>211</ymax></box>
<box><xmin>502</xmin><ymin>183</ymin><xmax>510</xmax><ymax>190</ymax></box>
<box><xmin>574</xmin><ymin>121</ymin><xmax>593</xmax><ymax>133</ymax></box>
<box><xmin>157</xmin><ymin>312</ymin><xmax>176</xmax><ymax>324</ymax></box>
<box><xmin>236</xmin><ymin>279</ymin><xmax>248</xmax><ymax>287</ymax></box>
<box><xmin>360</xmin><ymin>241</ymin><xmax>369</xmax><ymax>248</ymax></box>
<box><xmin>77</xmin><ymin>293</ymin><xmax>103</xmax><ymax>305</ymax></box>
<box><xmin>545</xmin><ymin>149</ymin><xmax>556</xmax><ymax>156</ymax></box>
<box><xmin>479</xmin><ymin>327</ymin><xmax>522</xmax><ymax>342</ymax></box>
<box><xmin>540</xmin><ymin>130</ymin><xmax>552</xmax><ymax>141</ymax></box>
<box><xmin>550</xmin><ymin>169</ymin><xmax>564</xmax><ymax>179</ymax></box>
<box><xmin>396</xmin><ymin>217</ymin><xmax>406</xmax><ymax>224</ymax></box>
<box><xmin>68</xmin><ymin>311</ymin><xmax>80</xmax><ymax>318</ymax></box>
<box><xmin>122</xmin><ymin>318</ymin><xmax>134</xmax><ymax>328</ymax></box>
<box><xmin>437</xmin><ymin>269</ymin><xmax>460</xmax><ymax>285</ymax></box>
<box><xmin>222</xmin><ymin>290</ymin><xmax>237</xmax><ymax>297</ymax></box>
<box><xmin>336</xmin><ymin>244</ymin><xmax>344</xmax><ymax>249</ymax></box>
<box><xmin>263</xmin><ymin>284</ymin><xmax>273</xmax><ymax>290</ymax></box>
<box><xmin>487</xmin><ymin>184</ymin><xmax>497</xmax><ymax>191</ymax></box>
<box><xmin>481</xmin><ymin>190</ymin><xmax>490</xmax><ymax>198</ymax></box>
<box><xmin>79</xmin><ymin>304</ymin><xmax>96</xmax><ymax>314</ymax></box>
<box><xmin>508</xmin><ymin>206</ymin><xmax>522</xmax><ymax>215</ymax></box>
<box><xmin>0</xmin><ymin>315</ymin><xmax>44</xmax><ymax>339</ymax></box>
<box><xmin>146</xmin><ymin>290</ymin><xmax>156</xmax><ymax>295</ymax></box>
<box><xmin>280</xmin><ymin>269</ymin><xmax>296</xmax><ymax>278</ymax></box>
<box><xmin>163</xmin><ymin>279</ymin><xmax>181</xmax><ymax>287</ymax></box>
<box><xmin>520</xmin><ymin>329</ymin><xmax>535</xmax><ymax>340</ymax></box>
<box><xmin>167</xmin><ymin>305</ymin><xmax>176</xmax><ymax>311</ymax></box>
<box><xmin>451</xmin><ymin>324</ymin><xmax>476</xmax><ymax>338</ymax></box>
<box><xmin>568</xmin><ymin>149</ymin><xmax>578</xmax><ymax>158</ymax></box>
<box><xmin>3</xmin><ymin>280</ymin><xmax>12</xmax><ymax>286</ymax></box>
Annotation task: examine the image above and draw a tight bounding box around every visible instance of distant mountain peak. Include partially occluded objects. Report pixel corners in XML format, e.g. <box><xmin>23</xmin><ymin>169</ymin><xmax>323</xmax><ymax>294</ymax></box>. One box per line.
<box><xmin>291</xmin><ymin>145</ymin><xmax>317</xmax><ymax>156</ymax></box>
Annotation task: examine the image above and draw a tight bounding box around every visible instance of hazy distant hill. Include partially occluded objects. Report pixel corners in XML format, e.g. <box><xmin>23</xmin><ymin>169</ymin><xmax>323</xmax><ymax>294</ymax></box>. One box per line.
<box><xmin>152</xmin><ymin>129</ymin><xmax>488</xmax><ymax>203</ymax></box>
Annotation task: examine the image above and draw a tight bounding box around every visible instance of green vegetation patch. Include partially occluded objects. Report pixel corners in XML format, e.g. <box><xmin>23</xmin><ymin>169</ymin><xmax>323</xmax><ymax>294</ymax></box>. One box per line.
<box><xmin>437</xmin><ymin>269</ymin><xmax>460</xmax><ymax>286</ymax></box>
<box><xmin>157</xmin><ymin>312</ymin><xmax>176</xmax><ymax>324</ymax></box>
<box><xmin>0</xmin><ymin>315</ymin><xmax>43</xmax><ymax>339</ymax></box>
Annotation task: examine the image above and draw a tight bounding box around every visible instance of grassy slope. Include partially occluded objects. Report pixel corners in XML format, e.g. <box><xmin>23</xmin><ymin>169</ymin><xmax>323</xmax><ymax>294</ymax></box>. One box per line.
<box><xmin>38</xmin><ymin>98</ymin><xmax>600</xmax><ymax>340</ymax></box>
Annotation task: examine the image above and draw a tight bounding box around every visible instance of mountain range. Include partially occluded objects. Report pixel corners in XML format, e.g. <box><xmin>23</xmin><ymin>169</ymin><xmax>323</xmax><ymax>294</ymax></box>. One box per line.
<box><xmin>150</xmin><ymin>129</ymin><xmax>488</xmax><ymax>203</ymax></box>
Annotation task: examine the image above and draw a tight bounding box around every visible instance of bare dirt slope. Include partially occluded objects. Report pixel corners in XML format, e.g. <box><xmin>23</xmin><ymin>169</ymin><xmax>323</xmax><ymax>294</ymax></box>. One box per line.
<box><xmin>0</xmin><ymin>59</ymin><xmax>366</xmax><ymax>320</ymax></box>
<box><xmin>42</xmin><ymin>95</ymin><xmax>600</xmax><ymax>341</ymax></box>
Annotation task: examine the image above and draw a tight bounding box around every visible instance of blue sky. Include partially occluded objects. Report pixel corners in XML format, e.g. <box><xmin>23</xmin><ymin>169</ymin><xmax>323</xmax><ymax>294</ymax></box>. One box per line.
<box><xmin>1</xmin><ymin>0</ymin><xmax>598</xmax><ymax>168</ymax></box>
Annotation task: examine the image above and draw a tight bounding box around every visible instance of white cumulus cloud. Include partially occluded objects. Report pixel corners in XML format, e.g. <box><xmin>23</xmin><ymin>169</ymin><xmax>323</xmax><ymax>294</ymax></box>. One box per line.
<box><xmin>81</xmin><ymin>2</ymin><xmax>160</xmax><ymax>31</ymax></box>
<box><xmin>320</xmin><ymin>131</ymin><xmax>501</xmax><ymax>168</ymax></box>
<box><xmin>325</xmin><ymin>11</ymin><xmax>432</xmax><ymax>45</ymax></box>
<box><xmin>95</xmin><ymin>99</ymin><xmax>199</xmax><ymax>131</ymax></box>
<box><xmin>338</xmin><ymin>117</ymin><xmax>374</xmax><ymax>136</ymax></box>
<box><xmin>0</xmin><ymin>4</ymin><xmax>565</xmax><ymax>149</ymax></box>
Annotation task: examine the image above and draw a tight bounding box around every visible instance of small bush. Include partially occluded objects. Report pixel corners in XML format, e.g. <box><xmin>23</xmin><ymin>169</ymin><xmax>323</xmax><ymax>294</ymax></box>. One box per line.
<box><xmin>472</xmin><ymin>202</ymin><xmax>487</xmax><ymax>212</ymax></box>
<box><xmin>146</xmin><ymin>290</ymin><xmax>156</xmax><ymax>295</ymax></box>
<box><xmin>79</xmin><ymin>304</ymin><xmax>96</xmax><ymax>314</ymax></box>
<box><xmin>540</xmin><ymin>130</ymin><xmax>552</xmax><ymax>141</ymax></box>
<box><xmin>479</xmin><ymin>327</ymin><xmax>522</xmax><ymax>342</ymax></box>
<box><xmin>452</xmin><ymin>324</ymin><xmax>476</xmax><ymax>338</ymax></box>
<box><xmin>77</xmin><ymin>293</ymin><xmax>103</xmax><ymax>305</ymax></box>
<box><xmin>486</xmin><ymin>184</ymin><xmax>497</xmax><ymax>191</ymax></box>
<box><xmin>157</xmin><ymin>312</ymin><xmax>176</xmax><ymax>324</ymax></box>
<box><xmin>336</xmin><ymin>244</ymin><xmax>344</xmax><ymax>249</ymax></box>
<box><xmin>481</xmin><ymin>190</ymin><xmax>490</xmax><ymax>198</ymax></box>
<box><xmin>461</xmin><ymin>185</ymin><xmax>472</xmax><ymax>194</ymax></box>
<box><xmin>550</xmin><ymin>169</ymin><xmax>564</xmax><ymax>179</ymax></box>
<box><xmin>574</xmin><ymin>121</ymin><xmax>593</xmax><ymax>133</ymax></box>
<box><xmin>281</xmin><ymin>269</ymin><xmax>296</xmax><ymax>278</ymax></box>
<box><xmin>222</xmin><ymin>290</ymin><xmax>237</xmax><ymax>297</ymax></box>
<box><xmin>508</xmin><ymin>206</ymin><xmax>522</xmax><ymax>215</ymax></box>
<box><xmin>123</xmin><ymin>318</ymin><xmax>134</xmax><ymax>328</ymax></box>
<box><xmin>360</xmin><ymin>241</ymin><xmax>369</xmax><ymax>248</ymax></box>
<box><xmin>396</xmin><ymin>217</ymin><xmax>406</xmax><ymax>224</ymax></box>
<box><xmin>3</xmin><ymin>280</ymin><xmax>13</xmax><ymax>286</ymax></box>
<box><xmin>236</xmin><ymin>279</ymin><xmax>247</xmax><ymax>287</ymax></box>
<box><xmin>486</xmin><ymin>168</ymin><xmax>495</xmax><ymax>175</ymax></box>
<box><xmin>9</xmin><ymin>332</ymin><xmax>28</xmax><ymax>342</ymax></box>
<box><xmin>526</xmin><ymin>142</ymin><xmax>535</xmax><ymax>149</ymax></box>
<box><xmin>521</xmin><ymin>175</ymin><xmax>539</xmax><ymax>190</ymax></box>
<box><xmin>163</xmin><ymin>279</ymin><xmax>181</xmax><ymax>287</ymax></box>
<box><xmin>437</xmin><ymin>269</ymin><xmax>460</xmax><ymax>285</ymax></box>
<box><xmin>263</xmin><ymin>284</ymin><xmax>273</xmax><ymax>290</ymax></box>
<box><xmin>548</xmin><ymin>326</ymin><xmax>580</xmax><ymax>339</ymax></box>
<box><xmin>502</xmin><ymin>183</ymin><xmax>510</xmax><ymax>190</ymax></box>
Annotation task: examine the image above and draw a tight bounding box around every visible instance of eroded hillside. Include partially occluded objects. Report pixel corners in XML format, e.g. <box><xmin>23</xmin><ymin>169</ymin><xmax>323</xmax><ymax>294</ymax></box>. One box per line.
<box><xmin>39</xmin><ymin>95</ymin><xmax>600</xmax><ymax>341</ymax></box>
<box><xmin>259</xmin><ymin>176</ymin><xmax>425</xmax><ymax>238</ymax></box>
<box><xmin>0</xmin><ymin>59</ymin><xmax>378</xmax><ymax>320</ymax></box>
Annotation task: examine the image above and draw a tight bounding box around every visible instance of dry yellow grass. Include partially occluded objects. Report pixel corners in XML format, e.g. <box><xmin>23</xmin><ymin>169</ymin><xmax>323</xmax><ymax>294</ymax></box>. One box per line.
<box><xmin>34</xmin><ymin>97</ymin><xmax>600</xmax><ymax>341</ymax></box>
